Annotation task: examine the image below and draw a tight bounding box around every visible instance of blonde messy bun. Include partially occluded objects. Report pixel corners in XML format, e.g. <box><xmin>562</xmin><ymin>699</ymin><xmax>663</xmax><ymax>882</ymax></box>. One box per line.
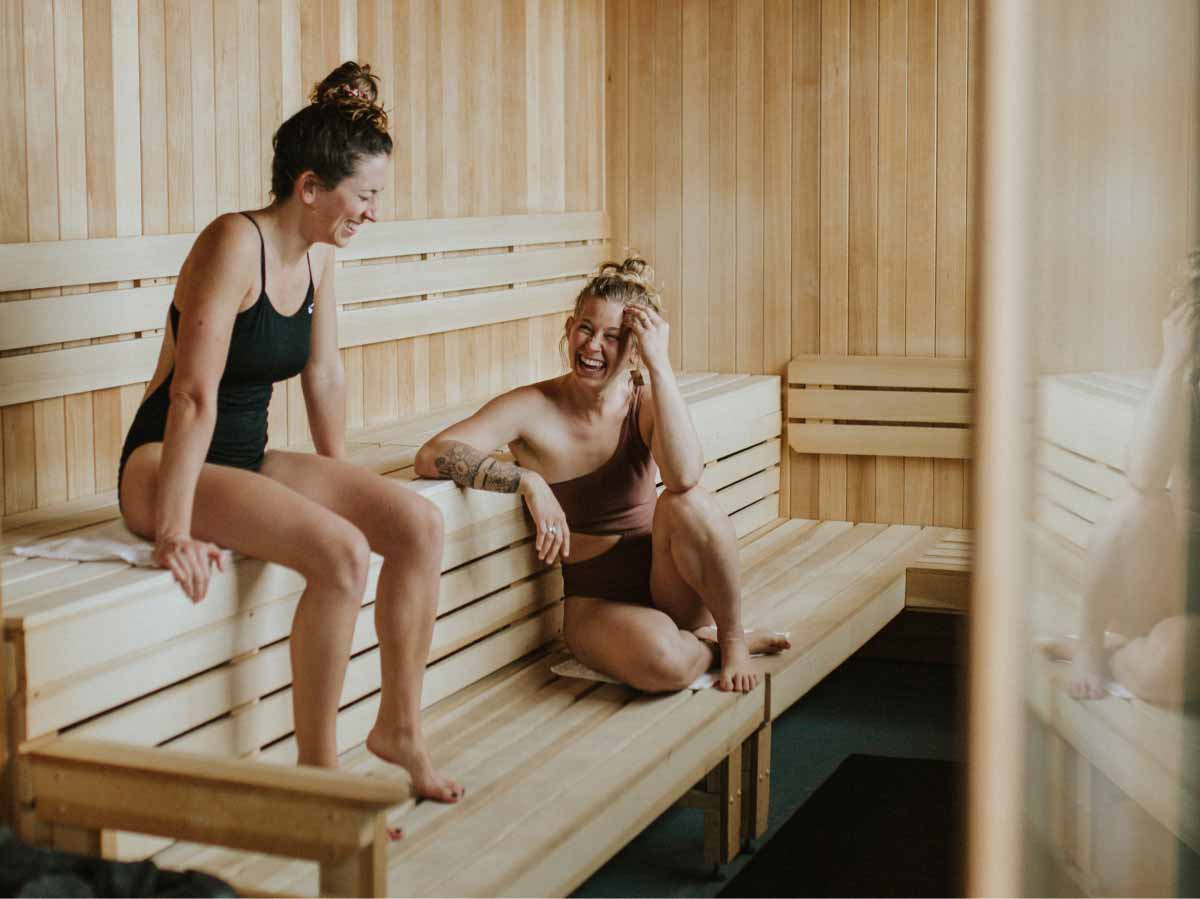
<box><xmin>578</xmin><ymin>255</ymin><xmax>664</xmax><ymax>314</ymax></box>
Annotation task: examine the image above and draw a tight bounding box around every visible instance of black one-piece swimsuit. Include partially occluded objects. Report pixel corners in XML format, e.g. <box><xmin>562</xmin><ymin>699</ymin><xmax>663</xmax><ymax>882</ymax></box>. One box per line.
<box><xmin>118</xmin><ymin>213</ymin><xmax>314</xmax><ymax>494</ymax></box>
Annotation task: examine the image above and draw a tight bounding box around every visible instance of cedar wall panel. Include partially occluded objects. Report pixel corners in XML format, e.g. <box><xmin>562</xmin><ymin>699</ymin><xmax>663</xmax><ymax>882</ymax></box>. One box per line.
<box><xmin>0</xmin><ymin>0</ymin><xmax>603</xmax><ymax>515</ymax></box>
<box><xmin>607</xmin><ymin>0</ymin><xmax>977</xmax><ymax>524</ymax></box>
<box><xmin>1028</xmin><ymin>0</ymin><xmax>1198</xmax><ymax>375</ymax></box>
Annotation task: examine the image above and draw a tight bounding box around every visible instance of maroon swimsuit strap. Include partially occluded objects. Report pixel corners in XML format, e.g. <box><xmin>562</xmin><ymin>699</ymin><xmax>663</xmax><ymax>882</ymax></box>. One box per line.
<box><xmin>548</xmin><ymin>385</ymin><xmax>658</xmax><ymax>537</ymax></box>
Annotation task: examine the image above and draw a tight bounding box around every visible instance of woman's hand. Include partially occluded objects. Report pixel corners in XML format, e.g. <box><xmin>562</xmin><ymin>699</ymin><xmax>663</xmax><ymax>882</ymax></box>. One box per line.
<box><xmin>154</xmin><ymin>533</ymin><xmax>226</xmax><ymax>603</ymax></box>
<box><xmin>1162</xmin><ymin>300</ymin><xmax>1198</xmax><ymax>377</ymax></box>
<box><xmin>624</xmin><ymin>303</ymin><xmax>670</xmax><ymax>373</ymax></box>
<box><xmin>519</xmin><ymin>473</ymin><xmax>571</xmax><ymax>565</ymax></box>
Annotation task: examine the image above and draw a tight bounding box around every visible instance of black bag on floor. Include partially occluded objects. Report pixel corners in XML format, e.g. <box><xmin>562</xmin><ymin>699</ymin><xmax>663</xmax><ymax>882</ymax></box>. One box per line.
<box><xmin>0</xmin><ymin>826</ymin><xmax>236</xmax><ymax>898</ymax></box>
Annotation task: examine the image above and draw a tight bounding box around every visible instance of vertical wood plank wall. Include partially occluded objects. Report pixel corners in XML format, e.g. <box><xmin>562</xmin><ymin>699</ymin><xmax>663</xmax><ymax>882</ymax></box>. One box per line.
<box><xmin>606</xmin><ymin>0</ymin><xmax>977</xmax><ymax>525</ymax></box>
<box><xmin>1027</xmin><ymin>0</ymin><xmax>1199</xmax><ymax>375</ymax></box>
<box><xmin>0</xmin><ymin>0</ymin><xmax>604</xmax><ymax>516</ymax></box>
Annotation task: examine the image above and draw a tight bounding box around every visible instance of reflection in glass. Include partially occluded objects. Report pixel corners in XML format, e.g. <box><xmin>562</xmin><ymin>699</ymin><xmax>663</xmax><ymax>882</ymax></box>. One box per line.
<box><xmin>1013</xmin><ymin>3</ymin><xmax>1199</xmax><ymax>894</ymax></box>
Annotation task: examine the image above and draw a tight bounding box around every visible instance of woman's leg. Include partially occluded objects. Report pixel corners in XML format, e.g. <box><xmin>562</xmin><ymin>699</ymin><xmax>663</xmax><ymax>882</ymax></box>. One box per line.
<box><xmin>562</xmin><ymin>595</ymin><xmax>714</xmax><ymax>693</ymax></box>
<box><xmin>650</xmin><ymin>488</ymin><xmax>790</xmax><ymax>692</ymax></box>
<box><xmin>121</xmin><ymin>444</ymin><xmax>370</xmax><ymax>768</ymax></box>
<box><xmin>1055</xmin><ymin>486</ymin><xmax>1182</xmax><ymax>699</ymax></box>
<box><xmin>1109</xmin><ymin>615</ymin><xmax>1200</xmax><ymax>705</ymax></box>
<box><xmin>258</xmin><ymin>450</ymin><xmax>461</xmax><ymax>802</ymax></box>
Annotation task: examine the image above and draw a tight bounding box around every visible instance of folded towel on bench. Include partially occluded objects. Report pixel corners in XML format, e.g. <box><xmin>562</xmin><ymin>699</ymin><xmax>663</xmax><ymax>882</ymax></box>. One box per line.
<box><xmin>12</xmin><ymin>520</ymin><xmax>230</xmax><ymax>569</ymax></box>
<box><xmin>552</xmin><ymin>657</ymin><xmax>719</xmax><ymax>691</ymax></box>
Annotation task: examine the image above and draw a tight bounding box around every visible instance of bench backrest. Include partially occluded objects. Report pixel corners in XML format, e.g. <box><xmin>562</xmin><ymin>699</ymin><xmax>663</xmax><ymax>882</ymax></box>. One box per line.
<box><xmin>786</xmin><ymin>354</ymin><xmax>973</xmax><ymax>459</ymax></box>
<box><xmin>1035</xmin><ymin>371</ymin><xmax>1146</xmax><ymax>550</ymax></box>
<box><xmin>0</xmin><ymin>212</ymin><xmax>607</xmax><ymax>515</ymax></box>
<box><xmin>4</xmin><ymin>375</ymin><xmax>782</xmax><ymax>785</ymax></box>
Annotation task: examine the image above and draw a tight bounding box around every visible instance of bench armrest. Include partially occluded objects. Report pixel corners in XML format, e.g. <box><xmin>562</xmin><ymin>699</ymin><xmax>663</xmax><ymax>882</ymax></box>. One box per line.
<box><xmin>24</xmin><ymin>738</ymin><xmax>402</xmax><ymax>895</ymax></box>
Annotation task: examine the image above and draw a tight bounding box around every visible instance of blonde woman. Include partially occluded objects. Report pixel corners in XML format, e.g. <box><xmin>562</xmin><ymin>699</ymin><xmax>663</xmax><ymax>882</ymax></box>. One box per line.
<box><xmin>416</xmin><ymin>258</ymin><xmax>790</xmax><ymax>693</ymax></box>
<box><xmin>119</xmin><ymin>63</ymin><xmax>461</xmax><ymax>801</ymax></box>
<box><xmin>1042</xmin><ymin>252</ymin><xmax>1200</xmax><ymax>705</ymax></box>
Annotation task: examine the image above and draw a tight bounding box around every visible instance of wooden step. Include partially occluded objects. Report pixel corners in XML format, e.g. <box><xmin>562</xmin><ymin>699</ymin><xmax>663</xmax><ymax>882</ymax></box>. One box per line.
<box><xmin>904</xmin><ymin>530</ymin><xmax>972</xmax><ymax>613</ymax></box>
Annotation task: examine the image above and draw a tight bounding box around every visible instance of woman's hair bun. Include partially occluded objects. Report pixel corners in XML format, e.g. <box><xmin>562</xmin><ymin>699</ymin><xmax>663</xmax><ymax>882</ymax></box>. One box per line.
<box><xmin>309</xmin><ymin>61</ymin><xmax>388</xmax><ymax>135</ymax></box>
<box><xmin>593</xmin><ymin>255</ymin><xmax>656</xmax><ymax>292</ymax></box>
<box><xmin>618</xmin><ymin>256</ymin><xmax>651</xmax><ymax>280</ymax></box>
<box><xmin>579</xmin><ymin>254</ymin><xmax>663</xmax><ymax>314</ymax></box>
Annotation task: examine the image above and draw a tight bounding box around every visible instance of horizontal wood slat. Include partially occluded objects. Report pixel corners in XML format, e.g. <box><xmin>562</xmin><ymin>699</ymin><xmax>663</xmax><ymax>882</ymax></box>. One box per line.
<box><xmin>788</xmin><ymin>422</ymin><xmax>971</xmax><ymax>459</ymax></box>
<box><xmin>0</xmin><ymin>212</ymin><xmax>608</xmax><ymax>293</ymax></box>
<box><xmin>787</xmin><ymin>354</ymin><xmax>972</xmax><ymax>389</ymax></box>
<box><xmin>0</xmin><ymin>245</ymin><xmax>605</xmax><ymax>353</ymax></box>
<box><xmin>0</xmin><ymin>282</ymin><xmax>585</xmax><ymax>406</ymax></box>
<box><xmin>28</xmin><ymin>739</ymin><xmax>400</xmax><ymax>862</ymax></box>
<box><xmin>788</xmin><ymin>387</ymin><xmax>970</xmax><ymax>423</ymax></box>
<box><xmin>0</xmin><ymin>339</ymin><xmax>161</xmax><ymax>408</ymax></box>
<box><xmin>336</xmin><ymin>244</ymin><xmax>602</xmax><ymax>306</ymax></box>
<box><xmin>336</xmin><ymin>279</ymin><xmax>584</xmax><ymax>350</ymax></box>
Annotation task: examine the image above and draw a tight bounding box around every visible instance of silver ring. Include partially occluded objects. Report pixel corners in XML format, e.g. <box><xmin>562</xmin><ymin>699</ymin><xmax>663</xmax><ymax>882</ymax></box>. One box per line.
<box><xmin>547</xmin><ymin>525</ymin><xmax>558</xmax><ymax>536</ymax></box>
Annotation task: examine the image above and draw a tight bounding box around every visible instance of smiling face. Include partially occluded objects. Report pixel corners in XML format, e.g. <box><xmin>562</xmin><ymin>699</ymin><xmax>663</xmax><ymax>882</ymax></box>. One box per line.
<box><xmin>301</xmin><ymin>153</ymin><xmax>389</xmax><ymax>247</ymax></box>
<box><xmin>564</xmin><ymin>296</ymin><xmax>635</xmax><ymax>387</ymax></box>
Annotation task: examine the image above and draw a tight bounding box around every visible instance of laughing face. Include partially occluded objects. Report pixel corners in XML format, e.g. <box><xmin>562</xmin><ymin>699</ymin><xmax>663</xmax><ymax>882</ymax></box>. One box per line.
<box><xmin>304</xmin><ymin>153</ymin><xmax>389</xmax><ymax>247</ymax></box>
<box><xmin>564</xmin><ymin>296</ymin><xmax>635</xmax><ymax>387</ymax></box>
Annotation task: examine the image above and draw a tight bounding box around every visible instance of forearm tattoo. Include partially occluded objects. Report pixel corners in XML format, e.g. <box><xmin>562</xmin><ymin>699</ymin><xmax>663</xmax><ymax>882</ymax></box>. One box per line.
<box><xmin>434</xmin><ymin>441</ymin><xmax>524</xmax><ymax>493</ymax></box>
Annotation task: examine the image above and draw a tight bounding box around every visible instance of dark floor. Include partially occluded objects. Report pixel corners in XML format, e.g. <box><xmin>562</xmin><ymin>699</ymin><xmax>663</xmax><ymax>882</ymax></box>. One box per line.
<box><xmin>573</xmin><ymin>617</ymin><xmax>962</xmax><ymax>898</ymax></box>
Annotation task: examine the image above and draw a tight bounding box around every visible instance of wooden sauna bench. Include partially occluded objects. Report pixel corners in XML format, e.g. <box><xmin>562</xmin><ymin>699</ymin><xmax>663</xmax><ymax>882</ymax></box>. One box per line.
<box><xmin>1028</xmin><ymin>369</ymin><xmax>1199</xmax><ymax>856</ymax></box>
<box><xmin>4</xmin><ymin>372</ymin><xmax>786</xmax><ymax>896</ymax></box>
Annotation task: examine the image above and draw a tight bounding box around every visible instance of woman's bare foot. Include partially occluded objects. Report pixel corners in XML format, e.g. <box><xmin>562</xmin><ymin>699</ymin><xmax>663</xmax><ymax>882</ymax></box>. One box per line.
<box><xmin>693</xmin><ymin>627</ymin><xmax>789</xmax><ymax>692</ymax></box>
<box><xmin>367</xmin><ymin>726</ymin><xmax>464</xmax><ymax>803</ymax></box>
<box><xmin>694</xmin><ymin>625</ymin><xmax>792</xmax><ymax>656</ymax></box>
<box><xmin>1035</xmin><ymin>634</ymin><xmax>1115</xmax><ymax>700</ymax></box>
<box><xmin>715</xmin><ymin>636</ymin><xmax>759</xmax><ymax>692</ymax></box>
<box><xmin>1067</xmin><ymin>642</ymin><xmax>1109</xmax><ymax>700</ymax></box>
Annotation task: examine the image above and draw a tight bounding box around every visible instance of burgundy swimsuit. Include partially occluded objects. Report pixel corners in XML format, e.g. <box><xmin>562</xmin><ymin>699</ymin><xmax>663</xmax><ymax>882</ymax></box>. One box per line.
<box><xmin>549</xmin><ymin>384</ymin><xmax>658</xmax><ymax>604</ymax></box>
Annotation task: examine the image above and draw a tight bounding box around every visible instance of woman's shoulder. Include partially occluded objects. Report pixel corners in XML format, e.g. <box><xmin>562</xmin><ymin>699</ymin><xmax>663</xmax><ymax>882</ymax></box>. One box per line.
<box><xmin>174</xmin><ymin>214</ymin><xmax>261</xmax><ymax>303</ymax></box>
<box><xmin>495</xmin><ymin>379</ymin><xmax>561</xmax><ymax>414</ymax></box>
<box><xmin>189</xmin><ymin>212</ymin><xmax>262</xmax><ymax>265</ymax></box>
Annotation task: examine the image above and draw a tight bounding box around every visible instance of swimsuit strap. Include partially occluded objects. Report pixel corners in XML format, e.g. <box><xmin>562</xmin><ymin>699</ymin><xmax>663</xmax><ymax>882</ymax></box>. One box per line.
<box><xmin>306</xmin><ymin>251</ymin><xmax>314</xmax><ymax>294</ymax></box>
<box><xmin>240</xmin><ymin>212</ymin><xmax>267</xmax><ymax>292</ymax></box>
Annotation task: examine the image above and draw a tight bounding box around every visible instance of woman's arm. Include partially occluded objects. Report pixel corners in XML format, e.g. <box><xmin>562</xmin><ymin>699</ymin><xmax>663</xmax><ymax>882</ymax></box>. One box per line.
<box><xmin>624</xmin><ymin>305</ymin><xmax>703</xmax><ymax>492</ymax></box>
<box><xmin>154</xmin><ymin>215</ymin><xmax>257</xmax><ymax>596</ymax></box>
<box><xmin>301</xmin><ymin>246</ymin><xmax>347</xmax><ymax>459</ymax></box>
<box><xmin>1124</xmin><ymin>303</ymin><xmax>1196</xmax><ymax>490</ymax></box>
<box><xmin>415</xmin><ymin>389</ymin><xmax>571</xmax><ymax>563</ymax></box>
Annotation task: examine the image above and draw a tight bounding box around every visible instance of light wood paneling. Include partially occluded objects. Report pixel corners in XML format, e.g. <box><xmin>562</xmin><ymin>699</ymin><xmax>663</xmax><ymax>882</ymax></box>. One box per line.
<box><xmin>1</xmin><ymin>0</ymin><xmax>603</xmax><ymax>515</ymax></box>
<box><xmin>606</xmin><ymin>0</ymin><xmax>979</xmax><ymax>524</ymax></box>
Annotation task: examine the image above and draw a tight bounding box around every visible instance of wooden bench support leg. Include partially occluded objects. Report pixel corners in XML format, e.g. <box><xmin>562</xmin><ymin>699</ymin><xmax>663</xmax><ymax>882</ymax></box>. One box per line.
<box><xmin>742</xmin><ymin>723</ymin><xmax>771</xmax><ymax>844</ymax></box>
<box><xmin>703</xmin><ymin>743</ymin><xmax>744</xmax><ymax>869</ymax></box>
<box><xmin>318</xmin><ymin>814</ymin><xmax>387</xmax><ymax>898</ymax></box>
<box><xmin>51</xmin><ymin>824</ymin><xmax>109</xmax><ymax>857</ymax></box>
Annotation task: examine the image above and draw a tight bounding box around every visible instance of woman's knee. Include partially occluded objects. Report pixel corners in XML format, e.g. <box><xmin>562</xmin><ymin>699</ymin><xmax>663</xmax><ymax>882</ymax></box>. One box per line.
<box><xmin>635</xmin><ymin>634</ymin><xmax>702</xmax><ymax>693</ymax></box>
<box><xmin>1111</xmin><ymin>618</ymin><xmax>1188</xmax><ymax>704</ymax></box>
<box><xmin>655</xmin><ymin>486</ymin><xmax>725</xmax><ymax>541</ymax></box>
<box><xmin>381</xmin><ymin>491</ymin><xmax>445</xmax><ymax>562</ymax></box>
<box><xmin>304</xmin><ymin>519</ymin><xmax>371</xmax><ymax>600</ymax></box>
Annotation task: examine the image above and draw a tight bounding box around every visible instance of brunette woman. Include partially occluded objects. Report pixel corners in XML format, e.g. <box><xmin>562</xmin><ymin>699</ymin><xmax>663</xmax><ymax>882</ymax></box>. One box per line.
<box><xmin>119</xmin><ymin>63</ymin><xmax>461</xmax><ymax>800</ymax></box>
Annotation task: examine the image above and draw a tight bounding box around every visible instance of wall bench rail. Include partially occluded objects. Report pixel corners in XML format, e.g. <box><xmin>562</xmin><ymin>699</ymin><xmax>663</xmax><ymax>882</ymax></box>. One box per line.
<box><xmin>787</xmin><ymin>353</ymin><xmax>973</xmax><ymax>460</ymax></box>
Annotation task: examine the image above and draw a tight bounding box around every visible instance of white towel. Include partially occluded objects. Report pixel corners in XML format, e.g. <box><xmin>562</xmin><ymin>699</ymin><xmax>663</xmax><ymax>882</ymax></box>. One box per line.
<box><xmin>552</xmin><ymin>657</ymin><xmax>719</xmax><ymax>691</ymax></box>
<box><xmin>15</xmin><ymin>520</ymin><xmax>161</xmax><ymax>568</ymax></box>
